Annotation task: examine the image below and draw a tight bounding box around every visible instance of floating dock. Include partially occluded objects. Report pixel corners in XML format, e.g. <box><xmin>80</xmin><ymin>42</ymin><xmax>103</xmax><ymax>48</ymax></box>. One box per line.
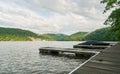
<box><xmin>39</xmin><ymin>47</ymin><xmax>97</xmax><ymax>58</ymax></box>
<box><xmin>70</xmin><ymin>43</ymin><xmax>120</xmax><ymax>74</ymax></box>
<box><xmin>73</xmin><ymin>44</ymin><xmax>110</xmax><ymax>49</ymax></box>
<box><xmin>73</xmin><ymin>41</ymin><xmax>113</xmax><ymax>49</ymax></box>
<box><xmin>39</xmin><ymin>41</ymin><xmax>118</xmax><ymax>74</ymax></box>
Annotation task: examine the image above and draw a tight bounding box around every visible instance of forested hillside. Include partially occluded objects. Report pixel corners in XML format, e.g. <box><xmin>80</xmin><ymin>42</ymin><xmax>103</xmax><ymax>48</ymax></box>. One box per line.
<box><xmin>0</xmin><ymin>27</ymin><xmax>118</xmax><ymax>41</ymax></box>
<box><xmin>40</xmin><ymin>34</ymin><xmax>68</xmax><ymax>41</ymax></box>
<box><xmin>63</xmin><ymin>32</ymin><xmax>87</xmax><ymax>41</ymax></box>
<box><xmin>39</xmin><ymin>32</ymin><xmax>87</xmax><ymax>41</ymax></box>
<box><xmin>83</xmin><ymin>27</ymin><xmax>118</xmax><ymax>41</ymax></box>
<box><xmin>0</xmin><ymin>27</ymin><xmax>69</xmax><ymax>41</ymax></box>
<box><xmin>0</xmin><ymin>27</ymin><xmax>39</xmax><ymax>41</ymax></box>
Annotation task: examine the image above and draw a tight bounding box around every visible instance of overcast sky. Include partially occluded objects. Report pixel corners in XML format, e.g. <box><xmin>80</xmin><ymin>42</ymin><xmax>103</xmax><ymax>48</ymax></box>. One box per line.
<box><xmin>0</xmin><ymin>0</ymin><xmax>110</xmax><ymax>35</ymax></box>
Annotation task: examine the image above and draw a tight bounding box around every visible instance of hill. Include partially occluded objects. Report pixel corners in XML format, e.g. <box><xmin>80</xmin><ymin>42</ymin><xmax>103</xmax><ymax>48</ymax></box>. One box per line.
<box><xmin>2</xmin><ymin>27</ymin><xmax>115</xmax><ymax>41</ymax></box>
<box><xmin>39</xmin><ymin>34</ymin><xmax>68</xmax><ymax>41</ymax></box>
<box><xmin>0</xmin><ymin>27</ymin><xmax>39</xmax><ymax>41</ymax></box>
<box><xmin>40</xmin><ymin>32</ymin><xmax>87</xmax><ymax>41</ymax></box>
<box><xmin>83</xmin><ymin>27</ymin><xmax>117</xmax><ymax>41</ymax></box>
<box><xmin>63</xmin><ymin>32</ymin><xmax>87</xmax><ymax>41</ymax></box>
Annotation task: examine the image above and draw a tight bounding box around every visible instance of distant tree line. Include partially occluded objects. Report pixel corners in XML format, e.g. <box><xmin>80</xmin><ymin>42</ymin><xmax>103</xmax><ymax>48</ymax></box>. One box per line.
<box><xmin>0</xmin><ymin>27</ymin><xmax>119</xmax><ymax>41</ymax></box>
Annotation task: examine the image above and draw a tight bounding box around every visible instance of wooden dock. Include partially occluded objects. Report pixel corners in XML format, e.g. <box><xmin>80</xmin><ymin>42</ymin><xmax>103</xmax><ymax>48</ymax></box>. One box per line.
<box><xmin>73</xmin><ymin>41</ymin><xmax>114</xmax><ymax>49</ymax></box>
<box><xmin>39</xmin><ymin>47</ymin><xmax>98</xmax><ymax>58</ymax></box>
<box><xmin>70</xmin><ymin>43</ymin><xmax>120</xmax><ymax>74</ymax></box>
<box><xmin>73</xmin><ymin>44</ymin><xmax>110</xmax><ymax>49</ymax></box>
<box><xmin>39</xmin><ymin>41</ymin><xmax>118</xmax><ymax>73</ymax></box>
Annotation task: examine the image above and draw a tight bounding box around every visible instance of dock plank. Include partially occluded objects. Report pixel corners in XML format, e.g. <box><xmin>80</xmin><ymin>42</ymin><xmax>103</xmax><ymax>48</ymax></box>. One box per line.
<box><xmin>71</xmin><ymin>43</ymin><xmax>120</xmax><ymax>74</ymax></box>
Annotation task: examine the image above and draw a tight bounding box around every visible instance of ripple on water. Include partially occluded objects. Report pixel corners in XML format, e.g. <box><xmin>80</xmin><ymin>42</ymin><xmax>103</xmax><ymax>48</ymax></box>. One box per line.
<box><xmin>0</xmin><ymin>41</ymin><xmax>85</xmax><ymax>74</ymax></box>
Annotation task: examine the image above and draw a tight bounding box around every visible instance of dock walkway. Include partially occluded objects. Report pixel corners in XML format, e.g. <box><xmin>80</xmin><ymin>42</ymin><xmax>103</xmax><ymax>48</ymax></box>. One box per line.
<box><xmin>70</xmin><ymin>43</ymin><xmax>120</xmax><ymax>74</ymax></box>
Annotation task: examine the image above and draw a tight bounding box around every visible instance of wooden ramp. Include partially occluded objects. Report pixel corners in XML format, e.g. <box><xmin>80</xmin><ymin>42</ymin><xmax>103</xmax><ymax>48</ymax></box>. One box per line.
<box><xmin>70</xmin><ymin>43</ymin><xmax>120</xmax><ymax>74</ymax></box>
<box><xmin>39</xmin><ymin>47</ymin><xmax>97</xmax><ymax>58</ymax></box>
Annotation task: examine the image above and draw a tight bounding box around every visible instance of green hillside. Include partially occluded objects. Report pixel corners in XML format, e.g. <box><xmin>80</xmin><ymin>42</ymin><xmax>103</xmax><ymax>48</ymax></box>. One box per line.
<box><xmin>0</xmin><ymin>27</ymin><xmax>39</xmax><ymax>41</ymax></box>
<box><xmin>1</xmin><ymin>27</ymin><xmax>117</xmax><ymax>41</ymax></box>
<box><xmin>83</xmin><ymin>27</ymin><xmax>118</xmax><ymax>41</ymax></box>
<box><xmin>39</xmin><ymin>34</ymin><xmax>56</xmax><ymax>41</ymax></box>
<box><xmin>63</xmin><ymin>32</ymin><xmax>87</xmax><ymax>41</ymax></box>
<box><xmin>39</xmin><ymin>34</ymin><xmax>68</xmax><ymax>41</ymax></box>
<box><xmin>40</xmin><ymin>32</ymin><xmax>87</xmax><ymax>41</ymax></box>
<box><xmin>0</xmin><ymin>27</ymin><xmax>70</xmax><ymax>41</ymax></box>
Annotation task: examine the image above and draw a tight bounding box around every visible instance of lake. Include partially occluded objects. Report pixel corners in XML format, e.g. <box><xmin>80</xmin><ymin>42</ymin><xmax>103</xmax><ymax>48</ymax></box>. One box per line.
<box><xmin>0</xmin><ymin>41</ymin><xmax>86</xmax><ymax>74</ymax></box>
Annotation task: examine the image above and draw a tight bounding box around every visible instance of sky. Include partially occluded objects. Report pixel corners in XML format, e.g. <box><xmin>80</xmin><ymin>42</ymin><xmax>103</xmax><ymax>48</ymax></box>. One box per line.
<box><xmin>0</xmin><ymin>0</ymin><xmax>110</xmax><ymax>35</ymax></box>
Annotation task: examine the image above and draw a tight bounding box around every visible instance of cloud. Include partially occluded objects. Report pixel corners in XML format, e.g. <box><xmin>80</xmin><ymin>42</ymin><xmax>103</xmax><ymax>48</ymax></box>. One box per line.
<box><xmin>27</xmin><ymin>0</ymin><xmax>107</xmax><ymax>19</ymax></box>
<box><xmin>0</xmin><ymin>0</ymin><xmax>109</xmax><ymax>34</ymax></box>
<box><xmin>26</xmin><ymin>0</ymin><xmax>74</xmax><ymax>14</ymax></box>
<box><xmin>0</xmin><ymin>1</ymin><xmax>60</xmax><ymax>34</ymax></box>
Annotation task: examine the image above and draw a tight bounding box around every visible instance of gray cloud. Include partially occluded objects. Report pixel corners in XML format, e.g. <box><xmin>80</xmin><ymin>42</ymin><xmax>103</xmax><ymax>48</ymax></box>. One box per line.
<box><xmin>0</xmin><ymin>0</ymin><xmax>109</xmax><ymax>34</ymax></box>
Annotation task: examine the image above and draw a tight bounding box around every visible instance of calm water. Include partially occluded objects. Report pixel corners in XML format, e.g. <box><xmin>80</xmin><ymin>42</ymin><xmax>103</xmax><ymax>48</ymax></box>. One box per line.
<box><xmin>0</xmin><ymin>41</ymin><xmax>85</xmax><ymax>74</ymax></box>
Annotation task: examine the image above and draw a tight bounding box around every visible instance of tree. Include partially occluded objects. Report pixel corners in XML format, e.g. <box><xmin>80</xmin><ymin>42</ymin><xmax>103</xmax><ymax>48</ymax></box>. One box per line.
<box><xmin>101</xmin><ymin>0</ymin><xmax>120</xmax><ymax>40</ymax></box>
